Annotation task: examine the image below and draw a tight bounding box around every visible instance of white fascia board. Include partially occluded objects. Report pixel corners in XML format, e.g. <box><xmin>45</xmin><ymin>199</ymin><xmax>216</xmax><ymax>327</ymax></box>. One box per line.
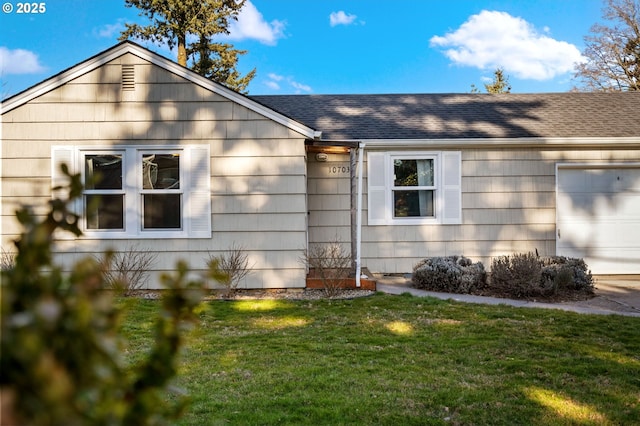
<box><xmin>360</xmin><ymin>137</ymin><xmax>640</xmax><ymax>149</ymax></box>
<box><xmin>1</xmin><ymin>43</ymin><xmax>319</xmax><ymax>140</ymax></box>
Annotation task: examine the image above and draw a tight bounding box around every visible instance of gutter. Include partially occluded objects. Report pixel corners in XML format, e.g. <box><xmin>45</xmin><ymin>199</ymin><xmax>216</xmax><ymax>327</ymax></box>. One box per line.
<box><xmin>361</xmin><ymin>136</ymin><xmax>640</xmax><ymax>149</ymax></box>
<box><xmin>355</xmin><ymin>141</ymin><xmax>366</xmax><ymax>288</ymax></box>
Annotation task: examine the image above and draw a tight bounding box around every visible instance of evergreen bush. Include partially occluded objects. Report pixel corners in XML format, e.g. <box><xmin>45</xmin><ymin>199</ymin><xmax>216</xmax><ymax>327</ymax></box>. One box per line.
<box><xmin>490</xmin><ymin>253</ymin><xmax>594</xmax><ymax>298</ymax></box>
<box><xmin>489</xmin><ymin>252</ymin><xmax>547</xmax><ymax>298</ymax></box>
<box><xmin>539</xmin><ymin>256</ymin><xmax>594</xmax><ymax>293</ymax></box>
<box><xmin>412</xmin><ymin>255</ymin><xmax>486</xmax><ymax>293</ymax></box>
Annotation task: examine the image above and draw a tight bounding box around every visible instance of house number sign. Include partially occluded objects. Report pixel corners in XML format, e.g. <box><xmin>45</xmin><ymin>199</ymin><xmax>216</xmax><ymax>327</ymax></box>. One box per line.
<box><xmin>328</xmin><ymin>163</ymin><xmax>350</xmax><ymax>175</ymax></box>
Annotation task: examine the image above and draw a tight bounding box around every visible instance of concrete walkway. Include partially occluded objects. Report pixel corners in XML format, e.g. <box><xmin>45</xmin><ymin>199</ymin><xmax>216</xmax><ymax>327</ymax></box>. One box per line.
<box><xmin>375</xmin><ymin>275</ymin><xmax>640</xmax><ymax>317</ymax></box>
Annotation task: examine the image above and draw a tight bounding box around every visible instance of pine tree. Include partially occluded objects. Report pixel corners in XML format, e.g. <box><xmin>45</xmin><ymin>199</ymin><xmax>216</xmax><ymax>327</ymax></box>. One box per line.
<box><xmin>189</xmin><ymin>37</ymin><xmax>256</xmax><ymax>93</ymax></box>
<box><xmin>120</xmin><ymin>0</ymin><xmax>256</xmax><ymax>93</ymax></box>
<box><xmin>484</xmin><ymin>68</ymin><xmax>511</xmax><ymax>93</ymax></box>
<box><xmin>470</xmin><ymin>68</ymin><xmax>512</xmax><ymax>93</ymax></box>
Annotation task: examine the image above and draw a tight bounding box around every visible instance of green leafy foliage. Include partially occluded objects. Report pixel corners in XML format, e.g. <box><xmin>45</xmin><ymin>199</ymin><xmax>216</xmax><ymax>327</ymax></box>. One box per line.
<box><xmin>120</xmin><ymin>0</ymin><xmax>255</xmax><ymax>93</ymax></box>
<box><xmin>471</xmin><ymin>67</ymin><xmax>512</xmax><ymax>93</ymax></box>
<box><xmin>189</xmin><ymin>40</ymin><xmax>257</xmax><ymax>94</ymax></box>
<box><xmin>0</xmin><ymin>166</ymin><xmax>222</xmax><ymax>425</ymax></box>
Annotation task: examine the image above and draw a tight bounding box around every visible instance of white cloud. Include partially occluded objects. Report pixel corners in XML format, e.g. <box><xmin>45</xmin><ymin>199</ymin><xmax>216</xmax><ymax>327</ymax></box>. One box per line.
<box><xmin>429</xmin><ymin>10</ymin><xmax>586</xmax><ymax>80</ymax></box>
<box><xmin>268</xmin><ymin>73</ymin><xmax>284</xmax><ymax>82</ymax></box>
<box><xmin>227</xmin><ymin>1</ymin><xmax>285</xmax><ymax>45</ymax></box>
<box><xmin>93</xmin><ymin>20</ymin><xmax>126</xmax><ymax>38</ymax></box>
<box><xmin>265</xmin><ymin>73</ymin><xmax>312</xmax><ymax>93</ymax></box>
<box><xmin>330</xmin><ymin>11</ymin><xmax>358</xmax><ymax>27</ymax></box>
<box><xmin>0</xmin><ymin>47</ymin><xmax>46</xmax><ymax>75</ymax></box>
<box><xmin>265</xmin><ymin>80</ymin><xmax>280</xmax><ymax>90</ymax></box>
<box><xmin>291</xmin><ymin>81</ymin><xmax>312</xmax><ymax>92</ymax></box>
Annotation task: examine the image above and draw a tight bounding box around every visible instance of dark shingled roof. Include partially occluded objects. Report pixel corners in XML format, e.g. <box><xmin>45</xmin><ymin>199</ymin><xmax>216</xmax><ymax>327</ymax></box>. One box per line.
<box><xmin>251</xmin><ymin>92</ymin><xmax>640</xmax><ymax>140</ymax></box>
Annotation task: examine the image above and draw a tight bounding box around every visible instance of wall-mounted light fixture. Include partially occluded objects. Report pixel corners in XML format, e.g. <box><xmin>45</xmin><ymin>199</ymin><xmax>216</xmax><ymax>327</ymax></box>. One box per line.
<box><xmin>315</xmin><ymin>153</ymin><xmax>328</xmax><ymax>162</ymax></box>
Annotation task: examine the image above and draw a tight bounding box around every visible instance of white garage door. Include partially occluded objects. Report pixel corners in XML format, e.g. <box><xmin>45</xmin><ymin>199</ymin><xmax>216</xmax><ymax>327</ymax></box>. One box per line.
<box><xmin>557</xmin><ymin>166</ymin><xmax>640</xmax><ymax>274</ymax></box>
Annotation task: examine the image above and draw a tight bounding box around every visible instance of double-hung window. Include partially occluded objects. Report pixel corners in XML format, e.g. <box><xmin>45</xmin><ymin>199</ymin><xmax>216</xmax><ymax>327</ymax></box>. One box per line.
<box><xmin>368</xmin><ymin>151</ymin><xmax>461</xmax><ymax>225</ymax></box>
<box><xmin>84</xmin><ymin>153</ymin><xmax>125</xmax><ymax>230</ymax></box>
<box><xmin>140</xmin><ymin>152</ymin><xmax>182</xmax><ymax>229</ymax></box>
<box><xmin>52</xmin><ymin>145</ymin><xmax>211</xmax><ymax>239</ymax></box>
<box><xmin>392</xmin><ymin>157</ymin><xmax>436</xmax><ymax>218</ymax></box>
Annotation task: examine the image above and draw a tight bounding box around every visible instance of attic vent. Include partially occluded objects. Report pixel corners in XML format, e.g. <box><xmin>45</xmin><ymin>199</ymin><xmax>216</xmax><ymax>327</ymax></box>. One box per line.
<box><xmin>121</xmin><ymin>65</ymin><xmax>135</xmax><ymax>91</ymax></box>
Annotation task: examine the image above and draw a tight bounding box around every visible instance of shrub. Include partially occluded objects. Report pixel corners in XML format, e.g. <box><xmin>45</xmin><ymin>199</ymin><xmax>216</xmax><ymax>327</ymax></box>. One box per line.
<box><xmin>490</xmin><ymin>253</ymin><xmax>594</xmax><ymax>298</ymax></box>
<box><xmin>539</xmin><ymin>256</ymin><xmax>594</xmax><ymax>294</ymax></box>
<box><xmin>206</xmin><ymin>244</ymin><xmax>252</xmax><ymax>298</ymax></box>
<box><xmin>0</xmin><ymin>166</ymin><xmax>225</xmax><ymax>425</ymax></box>
<box><xmin>301</xmin><ymin>240</ymin><xmax>352</xmax><ymax>297</ymax></box>
<box><xmin>0</xmin><ymin>248</ymin><xmax>15</xmax><ymax>271</ymax></box>
<box><xmin>489</xmin><ymin>252</ymin><xmax>548</xmax><ymax>298</ymax></box>
<box><xmin>412</xmin><ymin>256</ymin><xmax>486</xmax><ymax>293</ymax></box>
<box><xmin>98</xmin><ymin>245</ymin><xmax>158</xmax><ymax>296</ymax></box>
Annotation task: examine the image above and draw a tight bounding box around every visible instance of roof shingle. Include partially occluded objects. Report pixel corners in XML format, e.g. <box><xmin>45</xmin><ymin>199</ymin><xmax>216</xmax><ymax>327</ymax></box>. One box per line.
<box><xmin>251</xmin><ymin>93</ymin><xmax>640</xmax><ymax>140</ymax></box>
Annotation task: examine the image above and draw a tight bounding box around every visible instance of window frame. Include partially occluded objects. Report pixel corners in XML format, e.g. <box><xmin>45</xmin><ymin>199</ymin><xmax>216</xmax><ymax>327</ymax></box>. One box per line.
<box><xmin>52</xmin><ymin>145</ymin><xmax>211</xmax><ymax>239</ymax></box>
<box><xmin>391</xmin><ymin>155</ymin><xmax>438</xmax><ymax>221</ymax></box>
<box><xmin>367</xmin><ymin>150</ymin><xmax>462</xmax><ymax>226</ymax></box>
<box><xmin>82</xmin><ymin>151</ymin><xmax>126</xmax><ymax>231</ymax></box>
<box><xmin>138</xmin><ymin>151</ymin><xmax>184</xmax><ymax>231</ymax></box>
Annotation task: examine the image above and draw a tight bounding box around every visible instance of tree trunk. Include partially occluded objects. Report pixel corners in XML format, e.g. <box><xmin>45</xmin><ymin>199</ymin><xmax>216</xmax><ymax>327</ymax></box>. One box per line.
<box><xmin>177</xmin><ymin>34</ymin><xmax>187</xmax><ymax>67</ymax></box>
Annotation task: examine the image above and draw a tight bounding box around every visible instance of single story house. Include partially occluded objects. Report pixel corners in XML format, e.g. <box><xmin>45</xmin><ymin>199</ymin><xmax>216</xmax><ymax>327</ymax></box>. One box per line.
<box><xmin>2</xmin><ymin>41</ymin><xmax>639</xmax><ymax>289</ymax></box>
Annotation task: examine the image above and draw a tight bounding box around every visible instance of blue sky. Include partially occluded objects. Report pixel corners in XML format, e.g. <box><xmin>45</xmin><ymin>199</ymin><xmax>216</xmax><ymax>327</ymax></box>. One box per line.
<box><xmin>1</xmin><ymin>1</ymin><xmax>605</xmax><ymax>98</ymax></box>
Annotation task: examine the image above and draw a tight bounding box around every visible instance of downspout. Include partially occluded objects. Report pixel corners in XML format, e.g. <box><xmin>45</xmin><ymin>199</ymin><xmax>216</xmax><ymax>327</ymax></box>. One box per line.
<box><xmin>355</xmin><ymin>142</ymin><xmax>366</xmax><ymax>287</ymax></box>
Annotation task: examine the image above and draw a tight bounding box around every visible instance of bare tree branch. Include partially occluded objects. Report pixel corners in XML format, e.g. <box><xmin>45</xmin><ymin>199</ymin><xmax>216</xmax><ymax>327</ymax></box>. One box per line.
<box><xmin>574</xmin><ymin>0</ymin><xmax>640</xmax><ymax>91</ymax></box>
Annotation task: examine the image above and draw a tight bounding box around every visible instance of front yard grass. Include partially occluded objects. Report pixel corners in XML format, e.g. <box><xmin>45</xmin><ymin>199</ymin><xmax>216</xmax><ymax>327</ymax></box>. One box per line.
<box><xmin>121</xmin><ymin>293</ymin><xmax>640</xmax><ymax>425</ymax></box>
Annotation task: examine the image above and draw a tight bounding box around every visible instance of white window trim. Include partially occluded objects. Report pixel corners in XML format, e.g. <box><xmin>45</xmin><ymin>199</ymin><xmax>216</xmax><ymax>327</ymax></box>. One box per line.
<box><xmin>52</xmin><ymin>144</ymin><xmax>211</xmax><ymax>239</ymax></box>
<box><xmin>367</xmin><ymin>150</ymin><xmax>462</xmax><ymax>226</ymax></box>
<box><xmin>390</xmin><ymin>153</ymin><xmax>440</xmax><ymax>225</ymax></box>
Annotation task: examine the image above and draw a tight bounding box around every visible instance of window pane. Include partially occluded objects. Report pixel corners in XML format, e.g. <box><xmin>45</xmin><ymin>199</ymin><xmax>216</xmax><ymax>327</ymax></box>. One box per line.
<box><xmin>394</xmin><ymin>190</ymin><xmax>434</xmax><ymax>217</ymax></box>
<box><xmin>143</xmin><ymin>154</ymin><xmax>180</xmax><ymax>189</ymax></box>
<box><xmin>85</xmin><ymin>155</ymin><xmax>122</xmax><ymax>189</ymax></box>
<box><xmin>86</xmin><ymin>194</ymin><xmax>124</xmax><ymax>229</ymax></box>
<box><xmin>143</xmin><ymin>194</ymin><xmax>181</xmax><ymax>229</ymax></box>
<box><xmin>394</xmin><ymin>159</ymin><xmax>434</xmax><ymax>187</ymax></box>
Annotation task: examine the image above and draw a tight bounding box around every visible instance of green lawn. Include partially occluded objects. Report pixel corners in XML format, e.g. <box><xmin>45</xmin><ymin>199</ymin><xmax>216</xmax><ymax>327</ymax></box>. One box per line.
<box><xmin>121</xmin><ymin>293</ymin><xmax>640</xmax><ymax>425</ymax></box>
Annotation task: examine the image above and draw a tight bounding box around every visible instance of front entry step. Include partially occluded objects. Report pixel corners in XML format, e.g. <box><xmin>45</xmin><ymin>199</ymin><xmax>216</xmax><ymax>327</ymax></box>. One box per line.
<box><xmin>305</xmin><ymin>268</ymin><xmax>377</xmax><ymax>291</ymax></box>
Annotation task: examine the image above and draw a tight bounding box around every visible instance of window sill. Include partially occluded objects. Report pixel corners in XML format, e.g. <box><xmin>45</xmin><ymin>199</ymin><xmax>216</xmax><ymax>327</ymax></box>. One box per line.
<box><xmin>66</xmin><ymin>230</ymin><xmax>209</xmax><ymax>239</ymax></box>
<box><xmin>369</xmin><ymin>217</ymin><xmax>442</xmax><ymax>226</ymax></box>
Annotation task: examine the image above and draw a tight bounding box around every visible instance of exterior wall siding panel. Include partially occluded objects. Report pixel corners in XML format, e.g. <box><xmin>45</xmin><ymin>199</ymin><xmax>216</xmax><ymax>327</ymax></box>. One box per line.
<box><xmin>355</xmin><ymin>148</ymin><xmax>640</xmax><ymax>273</ymax></box>
<box><xmin>307</xmin><ymin>153</ymin><xmax>352</xmax><ymax>251</ymax></box>
<box><xmin>1</xmin><ymin>53</ymin><xmax>309</xmax><ymax>289</ymax></box>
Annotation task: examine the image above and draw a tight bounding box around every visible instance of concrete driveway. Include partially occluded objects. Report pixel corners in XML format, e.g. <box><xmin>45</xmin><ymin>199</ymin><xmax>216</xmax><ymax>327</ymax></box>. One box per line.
<box><xmin>572</xmin><ymin>275</ymin><xmax>640</xmax><ymax>315</ymax></box>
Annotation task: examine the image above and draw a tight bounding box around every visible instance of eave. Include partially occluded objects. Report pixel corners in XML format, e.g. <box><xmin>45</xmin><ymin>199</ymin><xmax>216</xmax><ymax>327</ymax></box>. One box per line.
<box><xmin>358</xmin><ymin>136</ymin><xmax>640</xmax><ymax>149</ymax></box>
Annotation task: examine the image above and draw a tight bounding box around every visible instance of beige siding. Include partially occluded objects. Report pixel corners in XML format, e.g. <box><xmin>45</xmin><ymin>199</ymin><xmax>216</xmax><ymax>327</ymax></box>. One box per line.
<box><xmin>307</xmin><ymin>153</ymin><xmax>352</xmax><ymax>249</ymax></box>
<box><xmin>309</xmin><ymin>147</ymin><xmax>640</xmax><ymax>274</ymax></box>
<box><xmin>1</xmin><ymin>53</ymin><xmax>308</xmax><ymax>289</ymax></box>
